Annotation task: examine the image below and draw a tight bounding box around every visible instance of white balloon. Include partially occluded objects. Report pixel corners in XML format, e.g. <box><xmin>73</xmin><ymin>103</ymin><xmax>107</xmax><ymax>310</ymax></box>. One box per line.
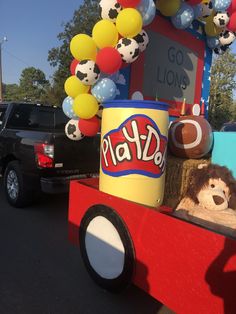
<box><xmin>65</xmin><ymin>119</ymin><xmax>84</xmax><ymax>141</ymax></box>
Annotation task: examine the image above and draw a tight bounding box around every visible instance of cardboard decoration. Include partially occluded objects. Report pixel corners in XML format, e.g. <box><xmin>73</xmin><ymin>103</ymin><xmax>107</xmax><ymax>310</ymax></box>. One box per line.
<box><xmin>120</xmin><ymin>14</ymin><xmax>212</xmax><ymax>118</ymax></box>
<box><xmin>68</xmin><ymin>178</ymin><xmax>236</xmax><ymax>314</ymax></box>
<box><xmin>67</xmin><ymin>2</ymin><xmax>236</xmax><ymax>314</ymax></box>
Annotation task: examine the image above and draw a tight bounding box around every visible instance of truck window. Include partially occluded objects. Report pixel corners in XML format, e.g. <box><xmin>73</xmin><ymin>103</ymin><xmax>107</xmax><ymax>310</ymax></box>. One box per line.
<box><xmin>222</xmin><ymin>124</ymin><xmax>236</xmax><ymax>132</ymax></box>
<box><xmin>7</xmin><ymin>104</ymin><xmax>54</xmax><ymax>131</ymax></box>
<box><xmin>54</xmin><ymin>109</ymin><xmax>69</xmax><ymax>130</ymax></box>
<box><xmin>6</xmin><ymin>104</ymin><xmax>68</xmax><ymax>131</ymax></box>
<box><xmin>0</xmin><ymin>108</ymin><xmax>6</xmax><ymax>128</ymax></box>
<box><xmin>28</xmin><ymin>107</ymin><xmax>54</xmax><ymax>130</ymax></box>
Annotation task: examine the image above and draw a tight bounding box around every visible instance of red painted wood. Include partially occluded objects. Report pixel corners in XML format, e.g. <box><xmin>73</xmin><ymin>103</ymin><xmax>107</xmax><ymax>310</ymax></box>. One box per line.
<box><xmin>68</xmin><ymin>179</ymin><xmax>236</xmax><ymax>314</ymax></box>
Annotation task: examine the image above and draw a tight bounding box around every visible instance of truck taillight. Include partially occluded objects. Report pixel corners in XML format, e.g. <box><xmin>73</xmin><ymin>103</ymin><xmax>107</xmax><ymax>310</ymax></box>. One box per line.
<box><xmin>34</xmin><ymin>144</ymin><xmax>54</xmax><ymax>168</ymax></box>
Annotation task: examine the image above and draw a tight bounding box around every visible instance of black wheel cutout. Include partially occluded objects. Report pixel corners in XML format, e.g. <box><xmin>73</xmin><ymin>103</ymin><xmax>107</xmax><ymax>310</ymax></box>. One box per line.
<box><xmin>3</xmin><ymin>161</ymin><xmax>32</xmax><ymax>208</ymax></box>
<box><xmin>79</xmin><ymin>204</ymin><xmax>135</xmax><ymax>293</ymax></box>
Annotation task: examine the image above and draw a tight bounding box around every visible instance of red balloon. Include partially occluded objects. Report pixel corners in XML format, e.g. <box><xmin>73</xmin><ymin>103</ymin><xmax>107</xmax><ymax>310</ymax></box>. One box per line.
<box><xmin>79</xmin><ymin>116</ymin><xmax>101</xmax><ymax>137</ymax></box>
<box><xmin>117</xmin><ymin>0</ymin><xmax>141</xmax><ymax>8</ymax></box>
<box><xmin>227</xmin><ymin>12</ymin><xmax>236</xmax><ymax>32</ymax></box>
<box><xmin>228</xmin><ymin>0</ymin><xmax>236</xmax><ymax>15</ymax></box>
<box><xmin>70</xmin><ymin>59</ymin><xmax>79</xmax><ymax>75</ymax></box>
<box><xmin>186</xmin><ymin>0</ymin><xmax>202</xmax><ymax>5</ymax></box>
<box><xmin>96</xmin><ymin>47</ymin><xmax>122</xmax><ymax>74</ymax></box>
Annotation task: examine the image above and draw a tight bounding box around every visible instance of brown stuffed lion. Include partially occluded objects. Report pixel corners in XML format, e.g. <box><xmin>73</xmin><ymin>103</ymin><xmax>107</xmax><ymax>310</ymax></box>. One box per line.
<box><xmin>174</xmin><ymin>163</ymin><xmax>236</xmax><ymax>236</ymax></box>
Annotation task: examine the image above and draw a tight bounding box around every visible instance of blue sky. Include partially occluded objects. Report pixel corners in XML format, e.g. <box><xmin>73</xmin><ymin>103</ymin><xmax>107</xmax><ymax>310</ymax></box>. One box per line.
<box><xmin>0</xmin><ymin>0</ymin><xmax>236</xmax><ymax>87</ymax></box>
<box><xmin>0</xmin><ymin>0</ymin><xmax>83</xmax><ymax>84</ymax></box>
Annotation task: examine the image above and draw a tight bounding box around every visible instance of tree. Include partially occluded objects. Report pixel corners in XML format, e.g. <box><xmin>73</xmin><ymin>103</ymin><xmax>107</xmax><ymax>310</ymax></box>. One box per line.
<box><xmin>48</xmin><ymin>0</ymin><xmax>100</xmax><ymax>105</ymax></box>
<box><xmin>2</xmin><ymin>83</ymin><xmax>20</xmax><ymax>101</ymax></box>
<box><xmin>18</xmin><ymin>67</ymin><xmax>50</xmax><ymax>102</ymax></box>
<box><xmin>209</xmin><ymin>49</ymin><xmax>236</xmax><ymax>130</ymax></box>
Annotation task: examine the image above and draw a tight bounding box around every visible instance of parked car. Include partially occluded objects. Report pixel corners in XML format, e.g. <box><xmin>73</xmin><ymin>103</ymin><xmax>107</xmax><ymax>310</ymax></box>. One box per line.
<box><xmin>220</xmin><ymin>122</ymin><xmax>236</xmax><ymax>131</ymax></box>
<box><xmin>0</xmin><ymin>102</ymin><xmax>100</xmax><ymax>207</ymax></box>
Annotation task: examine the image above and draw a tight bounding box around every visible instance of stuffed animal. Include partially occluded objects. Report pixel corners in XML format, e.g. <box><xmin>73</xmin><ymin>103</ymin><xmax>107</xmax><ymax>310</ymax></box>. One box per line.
<box><xmin>174</xmin><ymin>163</ymin><xmax>236</xmax><ymax>236</ymax></box>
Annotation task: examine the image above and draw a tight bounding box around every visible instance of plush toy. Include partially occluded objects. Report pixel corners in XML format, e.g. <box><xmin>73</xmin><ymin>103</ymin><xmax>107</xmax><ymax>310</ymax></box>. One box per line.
<box><xmin>174</xmin><ymin>163</ymin><xmax>236</xmax><ymax>236</ymax></box>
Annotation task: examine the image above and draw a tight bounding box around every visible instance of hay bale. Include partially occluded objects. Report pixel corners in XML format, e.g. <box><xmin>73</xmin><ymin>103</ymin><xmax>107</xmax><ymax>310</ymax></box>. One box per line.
<box><xmin>163</xmin><ymin>155</ymin><xmax>210</xmax><ymax>209</ymax></box>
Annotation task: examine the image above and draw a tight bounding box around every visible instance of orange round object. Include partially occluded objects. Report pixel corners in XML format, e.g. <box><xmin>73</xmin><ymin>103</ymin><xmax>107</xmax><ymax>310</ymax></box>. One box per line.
<box><xmin>168</xmin><ymin>116</ymin><xmax>213</xmax><ymax>159</ymax></box>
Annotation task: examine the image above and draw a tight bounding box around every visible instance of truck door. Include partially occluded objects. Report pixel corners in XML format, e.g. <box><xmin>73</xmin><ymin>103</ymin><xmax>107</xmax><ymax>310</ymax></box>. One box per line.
<box><xmin>0</xmin><ymin>105</ymin><xmax>7</xmax><ymax>166</ymax></box>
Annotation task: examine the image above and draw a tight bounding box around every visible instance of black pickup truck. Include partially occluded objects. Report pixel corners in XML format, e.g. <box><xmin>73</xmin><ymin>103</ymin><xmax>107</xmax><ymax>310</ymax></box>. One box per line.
<box><xmin>0</xmin><ymin>102</ymin><xmax>100</xmax><ymax>207</ymax></box>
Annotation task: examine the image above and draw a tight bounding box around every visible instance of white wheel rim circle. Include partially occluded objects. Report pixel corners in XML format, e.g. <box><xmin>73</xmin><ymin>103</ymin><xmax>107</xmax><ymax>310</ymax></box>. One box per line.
<box><xmin>85</xmin><ymin>216</ymin><xmax>125</xmax><ymax>279</ymax></box>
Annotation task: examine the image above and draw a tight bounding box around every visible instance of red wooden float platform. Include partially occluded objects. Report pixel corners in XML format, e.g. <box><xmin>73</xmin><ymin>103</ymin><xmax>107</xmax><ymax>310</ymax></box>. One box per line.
<box><xmin>68</xmin><ymin>178</ymin><xmax>236</xmax><ymax>314</ymax></box>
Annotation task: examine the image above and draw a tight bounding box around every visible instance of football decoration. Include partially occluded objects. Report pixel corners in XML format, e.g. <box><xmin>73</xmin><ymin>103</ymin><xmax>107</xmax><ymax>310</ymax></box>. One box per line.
<box><xmin>116</xmin><ymin>38</ymin><xmax>140</xmax><ymax>63</ymax></box>
<box><xmin>76</xmin><ymin>60</ymin><xmax>100</xmax><ymax>86</ymax></box>
<box><xmin>133</xmin><ymin>30</ymin><xmax>149</xmax><ymax>52</ymax></box>
<box><xmin>65</xmin><ymin>119</ymin><xmax>84</xmax><ymax>141</ymax></box>
<box><xmin>99</xmin><ymin>0</ymin><xmax>122</xmax><ymax>22</ymax></box>
<box><xmin>168</xmin><ymin>116</ymin><xmax>213</xmax><ymax>159</ymax></box>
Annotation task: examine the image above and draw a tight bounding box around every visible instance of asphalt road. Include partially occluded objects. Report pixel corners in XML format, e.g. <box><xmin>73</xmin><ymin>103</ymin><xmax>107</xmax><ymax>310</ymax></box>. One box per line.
<box><xmin>0</xmin><ymin>180</ymin><xmax>174</xmax><ymax>314</ymax></box>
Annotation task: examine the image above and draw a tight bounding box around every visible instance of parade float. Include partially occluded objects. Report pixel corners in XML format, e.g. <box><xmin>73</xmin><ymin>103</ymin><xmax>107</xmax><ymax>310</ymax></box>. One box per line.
<box><xmin>62</xmin><ymin>0</ymin><xmax>236</xmax><ymax>313</ymax></box>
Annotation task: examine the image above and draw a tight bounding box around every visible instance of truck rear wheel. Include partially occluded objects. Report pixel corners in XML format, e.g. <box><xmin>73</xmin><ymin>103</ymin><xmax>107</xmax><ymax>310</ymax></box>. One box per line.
<box><xmin>4</xmin><ymin>161</ymin><xmax>32</xmax><ymax>208</ymax></box>
<box><xmin>79</xmin><ymin>205</ymin><xmax>135</xmax><ymax>292</ymax></box>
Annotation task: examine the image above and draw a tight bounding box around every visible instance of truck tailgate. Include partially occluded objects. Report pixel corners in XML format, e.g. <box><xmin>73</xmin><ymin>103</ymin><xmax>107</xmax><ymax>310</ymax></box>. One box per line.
<box><xmin>52</xmin><ymin>132</ymin><xmax>100</xmax><ymax>174</ymax></box>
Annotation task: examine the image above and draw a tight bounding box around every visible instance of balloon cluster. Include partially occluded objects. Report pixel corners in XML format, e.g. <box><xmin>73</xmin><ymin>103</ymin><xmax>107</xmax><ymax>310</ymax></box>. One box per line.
<box><xmin>156</xmin><ymin>0</ymin><xmax>236</xmax><ymax>55</ymax></box>
<box><xmin>63</xmin><ymin>0</ymin><xmax>154</xmax><ymax>141</ymax></box>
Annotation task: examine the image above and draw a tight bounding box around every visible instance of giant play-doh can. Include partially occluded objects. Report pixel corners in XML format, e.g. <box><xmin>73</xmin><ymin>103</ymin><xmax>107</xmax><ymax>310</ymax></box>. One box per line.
<box><xmin>99</xmin><ymin>100</ymin><xmax>169</xmax><ymax>207</ymax></box>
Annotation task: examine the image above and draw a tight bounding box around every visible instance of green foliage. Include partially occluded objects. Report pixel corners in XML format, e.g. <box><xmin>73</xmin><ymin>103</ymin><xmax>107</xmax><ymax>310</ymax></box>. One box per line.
<box><xmin>209</xmin><ymin>50</ymin><xmax>236</xmax><ymax>130</ymax></box>
<box><xmin>48</xmin><ymin>0</ymin><xmax>100</xmax><ymax>106</ymax></box>
<box><xmin>3</xmin><ymin>67</ymin><xmax>50</xmax><ymax>103</ymax></box>
<box><xmin>3</xmin><ymin>83</ymin><xmax>20</xmax><ymax>101</ymax></box>
<box><xmin>18</xmin><ymin>67</ymin><xmax>50</xmax><ymax>102</ymax></box>
<box><xmin>231</xmin><ymin>100</ymin><xmax>236</xmax><ymax>121</ymax></box>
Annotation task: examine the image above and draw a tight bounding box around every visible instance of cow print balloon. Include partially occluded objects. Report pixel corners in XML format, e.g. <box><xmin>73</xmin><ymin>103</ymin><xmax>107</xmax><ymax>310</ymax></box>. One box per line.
<box><xmin>99</xmin><ymin>0</ymin><xmax>122</xmax><ymax>22</ymax></box>
<box><xmin>218</xmin><ymin>30</ymin><xmax>236</xmax><ymax>46</ymax></box>
<box><xmin>133</xmin><ymin>30</ymin><xmax>149</xmax><ymax>53</ymax></box>
<box><xmin>116</xmin><ymin>38</ymin><xmax>140</xmax><ymax>63</ymax></box>
<box><xmin>65</xmin><ymin>119</ymin><xmax>84</xmax><ymax>141</ymax></box>
<box><xmin>76</xmin><ymin>60</ymin><xmax>100</xmax><ymax>86</ymax></box>
<box><xmin>213</xmin><ymin>11</ymin><xmax>230</xmax><ymax>28</ymax></box>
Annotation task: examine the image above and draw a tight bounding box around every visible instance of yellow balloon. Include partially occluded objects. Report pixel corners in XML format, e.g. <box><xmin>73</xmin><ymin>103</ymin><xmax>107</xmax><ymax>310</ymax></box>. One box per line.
<box><xmin>157</xmin><ymin>0</ymin><xmax>181</xmax><ymax>17</ymax></box>
<box><xmin>70</xmin><ymin>34</ymin><xmax>97</xmax><ymax>61</ymax></box>
<box><xmin>64</xmin><ymin>76</ymin><xmax>90</xmax><ymax>99</ymax></box>
<box><xmin>116</xmin><ymin>8</ymin><xmax>142</xmax><ymax>38</ymax></box>
<box><xmin>205</xmin><ymin>20</ymin><xmax>222</xmax><ymax>37</ymax></box>
<box><xmin>73</xmin><ymin>94</ymin><xmax>99</xmax><ymax>119</ymax></box>
<box><xmin>92</xmin><ymin>19</ymin><xmax>118</xmax><ymax>49</ymax></box>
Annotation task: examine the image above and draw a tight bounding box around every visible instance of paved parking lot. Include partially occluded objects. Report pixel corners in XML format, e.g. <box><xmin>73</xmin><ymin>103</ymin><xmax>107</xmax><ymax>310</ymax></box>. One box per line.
<box><xmin>0</xmin><ymin>179</ymin><xmax>174</xmax><ymax>314</ymax></box>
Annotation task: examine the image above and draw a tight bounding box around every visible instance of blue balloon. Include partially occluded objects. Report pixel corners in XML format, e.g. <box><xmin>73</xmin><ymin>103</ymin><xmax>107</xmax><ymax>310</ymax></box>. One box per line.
<box><xmin>99</xmin><ymin>71</ymin><xmax>120</xmax><ymax>83</ymax></box>
<box><xmin>212</xmin><ymin>0</ymin><xmax>231</xmax><ymax>11</ymax></box>
<box><xmin>192</xmin><ymin>4</ymin><xmax>202</xmax><ymax>19</ymax></box>
<box><xmin>137</xmin><ymin>0</ymin><xmax>156</xmax><ymax>26</ymax></box>
<box><xmin>91</xmin><ymin>78</ymin><xmax>117</xmax><ymax>103</ymax></box>
<box><xmin>171</xmin><ymin>3</ymin><xmax>195</xmax><ymax>30</ymax></box>
<box><xmin>62</xmin><ymin>96</ymin><xmax>78</xmax><ymax>119</ymax></box>
<box><xmin>207</xmin><ymin>36</ymin><xmax>220</xmax><ymax>49</ymax></box>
